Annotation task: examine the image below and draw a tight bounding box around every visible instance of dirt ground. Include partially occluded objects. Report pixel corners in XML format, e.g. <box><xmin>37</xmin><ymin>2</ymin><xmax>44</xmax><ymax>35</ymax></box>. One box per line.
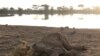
<box><xmin>0</xmin><ymin>25</ymin><xmax>100</xmax><ymax>56</ymax></box>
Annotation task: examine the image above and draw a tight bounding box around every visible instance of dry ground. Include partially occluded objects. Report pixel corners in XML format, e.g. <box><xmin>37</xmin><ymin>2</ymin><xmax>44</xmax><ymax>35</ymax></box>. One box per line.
<box><xmin>0</xmin><ymin>25</ymin><xmax>100</xmax><ymax>56</ymax></box>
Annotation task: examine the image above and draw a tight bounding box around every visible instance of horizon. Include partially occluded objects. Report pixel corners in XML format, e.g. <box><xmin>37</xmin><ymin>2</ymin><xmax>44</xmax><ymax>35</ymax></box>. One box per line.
<box><xmin>0</xmin><ymin>0</ymin><xmax>100</xmax><ymax>9</ymax></box>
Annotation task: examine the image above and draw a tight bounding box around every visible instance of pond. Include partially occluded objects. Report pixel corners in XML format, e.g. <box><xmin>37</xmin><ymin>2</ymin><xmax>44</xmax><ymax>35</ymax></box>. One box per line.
<box><xmin>0</xmin><ymin>14</ymin><xmax>100</xmax><ymax>29</ymax></box>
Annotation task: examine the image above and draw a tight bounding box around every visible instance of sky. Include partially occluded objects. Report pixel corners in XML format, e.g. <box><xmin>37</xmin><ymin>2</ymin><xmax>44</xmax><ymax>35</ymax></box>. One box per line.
<box><xmin>0</xmin><ymin>0</ymin><xmax>100</xmax><ymax>9</ymax></box>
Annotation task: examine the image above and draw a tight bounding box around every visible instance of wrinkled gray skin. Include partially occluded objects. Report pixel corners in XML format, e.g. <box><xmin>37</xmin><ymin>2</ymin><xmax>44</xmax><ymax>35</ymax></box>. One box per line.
<box><xmin>32</xmin><ymin>32</ymin><xmax>75</xmax><ymax>56</ymax></box>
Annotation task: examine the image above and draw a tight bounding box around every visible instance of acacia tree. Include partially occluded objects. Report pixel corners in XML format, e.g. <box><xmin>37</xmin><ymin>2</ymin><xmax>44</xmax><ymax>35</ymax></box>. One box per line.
<box><xmin>78</xmin><ymin>4</ymin><xmax>84</xmax><ymax>10</ymax></box>
<box><xmin>10</xmin><ymin>7</ymin><xmax>14</xmax><ymax>11</ymax></box>
<box><xmin>32</xmin><ymin>5</ymin><xmax>39</xmax><ymax>10</ymax></box>
<box><xmin>18</xmin><ymin>7</ymin><xmax>23</xmax><ymax>12</ymax></box>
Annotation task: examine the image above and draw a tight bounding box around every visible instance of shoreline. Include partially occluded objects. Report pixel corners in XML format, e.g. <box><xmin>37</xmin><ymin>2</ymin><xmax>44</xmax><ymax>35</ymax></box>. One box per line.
<box><xmin>0</xmin><ymin>24</ymin><xmax>100</xmax><ymax>29</ymax></box>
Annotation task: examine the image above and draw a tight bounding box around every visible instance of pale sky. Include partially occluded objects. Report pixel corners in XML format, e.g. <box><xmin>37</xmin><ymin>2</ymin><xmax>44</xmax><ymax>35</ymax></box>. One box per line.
<box><xmin>0</xmin><ymin>0</ymin><xmax>100</xmax><ymax>9</ymax></box>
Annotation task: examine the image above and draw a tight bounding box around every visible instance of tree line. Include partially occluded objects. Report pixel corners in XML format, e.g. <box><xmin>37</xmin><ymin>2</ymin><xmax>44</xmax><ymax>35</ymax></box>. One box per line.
<box><xmin>0</xmin><ymin>4</ymin><xmax>100</xmax><ymax>15</ymax></box>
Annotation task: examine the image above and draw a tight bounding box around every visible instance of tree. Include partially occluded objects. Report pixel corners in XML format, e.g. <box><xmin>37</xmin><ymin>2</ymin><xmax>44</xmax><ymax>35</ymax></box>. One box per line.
<box><xmin>17</xmin><ymin>7</ymin><xmax>23</xmax><ymax>16</ymax></box>
<box><xmin>0</xmin><ymin>8</ymin><xmax>8</xmax><ymax>14</ymax></box>
<box><xmin>41</xmin><ymin>4</ymin><xmax>49</xmax><ymax>11</ymax></box>
<box><xmin>70</xmin><ymin>6</ymin><xmax>73</xmax><ymax>10</ymax></box>
<box><xmin>78</xmin><ymin>4</ymin><xmax>84</xmax><ymax>10</ymax></box>
<box><xmin>32</xmin><ymin>5</ymin><xmax>39</xmax><ymax>10</ymax></box>
<box><xmin>10</xmin><ymin>7</ymin><xmax>14</xmax><ymax>11</ymax></box>
<box><xmin>78</xmin><ymin>4</ymin><xmax>84</xmax><ymax>7</ymax></box>
<box><xmin>18</xmin><ymin>7</ymin><xmax>23</xmax><ymax>12</ymax></box>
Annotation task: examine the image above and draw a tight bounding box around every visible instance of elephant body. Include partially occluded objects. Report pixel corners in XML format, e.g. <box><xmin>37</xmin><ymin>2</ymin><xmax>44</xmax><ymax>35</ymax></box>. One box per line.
<box><xmin>32</xmin><ymin>32</ymin><xmax>75</xmax><ymax>56</ymax></box>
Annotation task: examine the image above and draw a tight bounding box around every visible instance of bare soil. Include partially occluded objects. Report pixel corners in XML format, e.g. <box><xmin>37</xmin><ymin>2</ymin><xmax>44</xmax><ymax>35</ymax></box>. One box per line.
<box><xmin>0</xmin><ymin>25</ymin><xmax>100</xmax><ymax>56</ymax></box>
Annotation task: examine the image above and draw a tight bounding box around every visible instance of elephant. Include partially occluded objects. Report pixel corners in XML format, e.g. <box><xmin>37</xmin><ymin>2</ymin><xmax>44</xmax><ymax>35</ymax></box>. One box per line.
<box><xmin>31</xmin><ymin>32</ymin><xmax>77</xmax><ymax>56</ymax></box>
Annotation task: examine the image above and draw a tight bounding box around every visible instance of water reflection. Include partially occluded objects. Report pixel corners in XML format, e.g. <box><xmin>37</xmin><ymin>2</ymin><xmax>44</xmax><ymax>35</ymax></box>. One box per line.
<box><xmin>44</xmin><ymin>13</ymin><xmax>49</xmax><ymax>20</ymax></box>
<box><xmin>78</xmin><ymin>18</ymin><xmax>83</xmax><ymax>20</ymax></box>
<box><xmin>0</xmin><ymin>14</ymin><xmax>100</xmax><ymax>29</ymax></box>
<box><xmin>18</xmin><ymin>13</ymin><xmax>23</xmax><ymax>16</ymax></box>
<box><xmin>0</xmin><ymin>14</ymin><xmax>14</xmax><ymax>17</ymax></box>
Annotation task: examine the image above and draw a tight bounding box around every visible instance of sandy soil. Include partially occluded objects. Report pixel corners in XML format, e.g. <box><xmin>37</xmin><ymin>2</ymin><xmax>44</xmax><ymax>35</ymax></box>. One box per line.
<box><xmin>0</xmin><ymin>25</ymin><xmax>100</xmax><ymax>56</ymax></box>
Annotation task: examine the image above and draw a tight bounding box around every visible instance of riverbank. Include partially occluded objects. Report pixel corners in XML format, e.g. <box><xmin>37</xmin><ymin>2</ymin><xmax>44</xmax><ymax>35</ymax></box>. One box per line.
<box><xmin>0</xmin><ymin>25</ymin><xmax>100</xmax><ymax>56</ymax></box>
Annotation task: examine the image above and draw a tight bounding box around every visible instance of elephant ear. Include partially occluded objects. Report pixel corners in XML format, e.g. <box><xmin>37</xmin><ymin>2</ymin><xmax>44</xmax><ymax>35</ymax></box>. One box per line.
<box><xmin>57</xmin><ymin>33</ymin><xmax>72</xmax><ymax>51</ymax></box>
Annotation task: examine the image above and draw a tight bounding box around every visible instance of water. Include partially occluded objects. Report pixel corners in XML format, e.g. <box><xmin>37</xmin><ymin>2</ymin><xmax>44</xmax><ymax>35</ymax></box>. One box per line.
<box><xmin>0</xmin><ymin>14</ymin><xmax>100</xmax><ymax>29</ymax></box>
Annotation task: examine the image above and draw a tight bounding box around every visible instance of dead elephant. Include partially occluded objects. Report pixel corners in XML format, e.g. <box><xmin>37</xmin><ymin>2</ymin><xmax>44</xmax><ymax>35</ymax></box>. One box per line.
<box><xmin>32</xmin><ymin>32</ymin><xmax>77</xmax><ymax>56</ymax></box>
